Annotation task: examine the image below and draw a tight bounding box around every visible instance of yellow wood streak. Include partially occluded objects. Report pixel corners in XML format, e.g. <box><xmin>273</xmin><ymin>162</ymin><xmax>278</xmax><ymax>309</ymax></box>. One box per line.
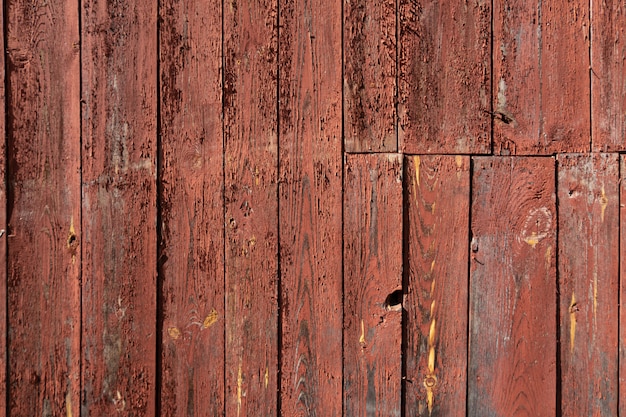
<box><xmin>167</xmin><ymin>327</ymin><xmax>181</xmax><ymax>340</ymax></box>
<box><xmin>264</xmin><ymin>367</ymin><xmax>269</xmax><ymax>388</ymax></box>
<box><xmin>593</xmin><ymin>271</ymin><xmax>598</xmax><ymax>320</ymax></box>
<box><xmin>68</xmin><ymin>215</ymin><xmax>77</xmax><ymax>264</ymax></box>
<box><xmin>359</xmin><ymin>319</ymin><xmax>365</xmax><ymax>344</ymax></box>
<box><xmin>237</xmin><ymin>364</ymin><xmax>243</xmax><ymax>417</ymax></box>
<box><xmin>569</xmin><ymin>293</ymin><xmax>577</xmax><ymax>353</ymax></box>
<box><xmin>600</xmin><ymin>186</ymin><xmax>608</xmax><ymax>222</ymax></box>
<box><xmin>203</xmin><ymin>309</ymin><xmax>219</xmax><ymax>329</ymax></box>
<box><xmin>66</xmin><ymin>392</ymin><xmax>72</xmax><ymax>417</ymax></box>
<box><xmin>414</xmin><ymin>156</ymin><xmax>421</xmax><ymax>187</ymax></box>
<box><xmin>524</xmin><ymin>231</ymin><xmax>540</xmax><ymax>248</ymax></box>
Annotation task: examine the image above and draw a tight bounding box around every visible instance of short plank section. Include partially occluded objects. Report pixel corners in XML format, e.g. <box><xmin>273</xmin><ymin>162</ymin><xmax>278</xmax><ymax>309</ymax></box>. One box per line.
<box><xmin>81</xmin><ymin>0</ymin><xmax>158</xmax><ymax>413</ymax></box>
<box><xmin>493</xmin><ymin>0</ymin><xmax>589</xmax><ymax>154</ymax></box>
<box><xmin>591</xmin><ymin>0</ymin><xmax>626</xmax><ymax>151</ymax></box>
<box><xmin>6</xmin><ymin>0</ymin><xmax>81</xmax><ymax>414</ymax></box>
<box><xmin>344</xmin><ymin>153</ymin><xmax>402</xmax><ymax>416</ymax></box>
<box><xmin>278</xmin><ymin>0</ymin><xmax>342</xmax><ymax>413</ymax></box>
<box><xmin>620</xmin><ymin>155</ymin><xmax>626</xmax><ymax>417</ymax></box>
<box><xmin>343</xmin><ymin>0</ymin><xmax>396</xmax><ymax>152</ymax></box>
<box><xmin>159</xmin><ymin>0</ymin><xmax>224</xmax><ymax>414</ymax></box>
<box><xmin>469</xmin><ymin>157</ymin><xmax>556</xmax><ymax>416</ymax></box>
<box><xmin>404</xmin><ymin>155</ymin><xmax>469</xmax><ymax>416</ymax></box>
<box><xmin>223</xmin><ymin>0</ymin><xmax>278</xmax><ymax>414</ymax></box>
<box><xmin>558</xmin><ymin>153</ymin><xmax>618</xmax><ymax>416</ymax></box>
<box><xmin>399</xmin><ymin>0</ymin><xmax>491</xmax><ymax>154</ymax></box>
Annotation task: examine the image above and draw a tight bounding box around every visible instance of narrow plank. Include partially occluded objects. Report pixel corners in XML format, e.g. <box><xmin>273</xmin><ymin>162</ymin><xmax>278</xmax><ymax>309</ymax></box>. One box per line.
<box><xmin>278</xmin><ymin>0</ymin><xmax>342</xmax><ymax>413</ymax></box>
<box><xmin>0</xmin><ymin>0</ymin><xmax>7</xmax><ymax>412</ymax></box>
<box><xmin>81</xmin><ymin>0</ymin><xmax>157</xmax><ymax>413</ymax></box>
<box><xmin>469</xmin><ymin>157</ymin><xmax>556</xmax><ymax>416</ymax></box>
<box><xmin>404</xmin><ymin>155</ymin><xmax>469</xmax><ymax>416</ymax></box>
<box><xmin>557</xmin><ymin>153</ymin><xmax>618</xmax><ymax>416</ymax></box>
<box><xmin>398</xmin><ymin>1</ymin><xmax>491</xmax><ymax>154</ymax></box>
<box><xmin>5</xmin><ymin>0</ymin><xmax>81</xmax><ymax>414</ymax></box>
<box><xmin>493</xmin><ymin>1</ymin><xmax>589</xmax><ymax>154</ymax></box>
<box><xmin>344</xmin><ymin>153</ymin><xmax>402</xmax><ymax>416</ymax></box>
<box><xmin>618</xmin><ymin>155</ymin><xmax>626</xmax><ymax>416</ymax></box>
<box><xmin>223</xmin><ymin>0</ymin><xmax>278</xmax><ymax>414</ymax></box>
<box><xmin>343</xmin><ymin>0</ymin><xmax>396</xmax><ymax>152</ymax></box>
<box><xmin>159</xmin><ymin>0</ymin><xmax>224</xmax><ymax>414</ymax></box>
<box><xmin>591</xmin><ymin>0</ymin><xmax>626</xmax><ymax>151</ymax></box>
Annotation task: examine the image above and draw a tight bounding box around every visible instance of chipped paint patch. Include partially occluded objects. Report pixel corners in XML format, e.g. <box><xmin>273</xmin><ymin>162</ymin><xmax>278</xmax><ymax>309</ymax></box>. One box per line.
<box><xmin>168</xmin><ymin>327</ymin><xmax>181</xmax><ymax>340</ymax></box>
<box><xmin>414</xmin><ymin>156</ymin><xmax>421</xmax><ymax>187</ymax></box>
<box><xmin>600</xmin><ymin>186</ymin><xmax>608</xmax><ymax>222</ymax></box>
<box><xmin>66</xmin><ymin>392</ymin><xmax>72</xmax><ymax>417</ymax></box>
<box><xmin>264</xmin><ymin>367</ymin><xmax>269</xmax><ymax>388</ymax></box>
<box><xmin>593</xmin><ymin>271</ymin><xmax>598</xmax><ymax>319</ymax></box>
<box><xmin>203</xmin><ymin>309</ymin><xmax>218</xmax><ymax>329</ymax></box>
<box><xmin>569</xmin><ymin>293</ymin><xmax>577</xmax><ymax>353</ymax></box>
<box><xmin>237</xmin><ymin>364</ymin><xmax>243</xmax><ymax>417</ymax></box>
<box><xmin>359</xmin><ymin>320</ymin><xmax>365</xmax><ymax>344</ymax></box>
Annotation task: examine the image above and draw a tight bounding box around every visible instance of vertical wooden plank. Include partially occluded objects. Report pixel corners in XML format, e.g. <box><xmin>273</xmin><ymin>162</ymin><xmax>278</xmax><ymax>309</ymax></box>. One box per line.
<box><xmin>223</xmin><ymin>0</ymin><xmax>278</xmax><ymax>414</ymax></box>
<box><xmin>344</xmin><ymin>153</ymin><xmax>402</xmax><ymax>416</ymax></box>
<box><xmin>618</xmin><ymin>155</ymin><xmax>626</xmax><ymax>416</ymax></box>
<box><xmin>81</xmin><ymin>0</ymin><xmax>157</xmax><ymax>413</ymax></box>
<box><xmin>343</xmin><ymin>0</ymin><xmax>396</xmax><ymax>152</ymax></box>
<box><xmin>469</xmin><ymin>157</ymin><xmax>556</xmax><ymax>416</ymax></box>
<box><xmin>398</xmin><ymin>1</ymin><xmax>491</xmax><ymax>154</ymax></box>
<box><xmin>557</xmin><ymin>153</ymin><xmax>618</xmax><ymax>416</ymax></box>
<box><xmin>0</xmin><ymin>0</ymin><xmax>6</xmax><ymax>412</ymax></box>
<box><xmin>5</xmin><ymin>0</ymin><xmax>81</xmax><ymax>413</ymax></box>
<box><xmin>159</xmin><ymin>0</ymin><xmax>224</xmax><ymax>414</ymax></box>
<box><xmin>278</xmin><ymin>0</ymin><xmax>342</xmax><ymax>413</ymax></box>
<box><xmin>493</xmin><ymin>1</ymin><xmax>589</xmax><ymax>154</ymax></box>
<box><xmin>404</xmin><ymin>155</ymin><xmax>469</xmax><ymax>416</ymax></box>
<box><xmin>591</xmin><ymin>0</ymin><xmax>626</xmax><ymax>151</ymax></box>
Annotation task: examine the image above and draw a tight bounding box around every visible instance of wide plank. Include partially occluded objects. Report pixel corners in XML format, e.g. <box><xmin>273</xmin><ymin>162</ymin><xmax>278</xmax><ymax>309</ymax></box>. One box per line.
<box><xmin>5</xmin><ymin>0</ymin><xmax>81</xmax><ymax>413</ymax></box>
<box><xmin>399</xmin><ymin>0</ymin><xmax>491</xmax><ymax>154</ymax></box>
<box><xmin>278</xmin><ymin>0</ymin><xmax>342</xmax><ymax>414</ymax></box>
<box><xmin>404</xmin><ymin>155</ymin><xmax>469</xmax><ymax>416</ymax></box>
<box><xmin>558</xmin><ymin>153</ymin><xmax>618</xmax><ymax>416</ymax></box>
<box><xmin>469</xmin><ymin>157</ymin><xmax>556</xmax><ymax>416</ymax></box>
<box><xmin>344</xmin><ymin>153</ymin><xmax>402</xmax><ymax>416</ymax></box>
<box><xmin>81</xmin><ymin>0</ymin><xmax>158</xmax><ymax>413</ymax></box>
<box><xmin>343</xmin><ymin>0</ymin><xmax>396</xmax><ymax>152</ymax></box>
<box><xmin>591</xmin><ymin>0</ymin><xmax>626</xmax><ymax>151</ymax></box>
<box><xmin>223</xmin><ymin>0</ymin><xmax>279</xmax><ymax>414</ymax></box>
<box><xmin>159</xmin><ymin>0</ymin><xmax>224</xmax><ymax>414</ymax></box>
<box><xmin>493</xmin><ymin>0</ymin><xmax>589</xmax><ymax>154</ymax></box>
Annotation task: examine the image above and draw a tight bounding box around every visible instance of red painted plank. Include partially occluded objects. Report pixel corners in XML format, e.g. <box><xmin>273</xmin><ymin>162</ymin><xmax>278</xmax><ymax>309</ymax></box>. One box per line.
<box><xmin>81</xmin><ymin>0</ymin><xmax>157</xmax><ymax>413</ymax></box>
<box><xmin>0</xmin><ymin>0</ymin><xmax>6</xmax><ymax>413</ymax></box>
<box><xmin>398</xmin><ymin>1</ymin><xmax>491</xmax><ymax>154</ymax></box>
<box><xmin>159</xmin><ymin>0</ymin><xmax>224</xmax><ymax>414</ymax></box>
<box><xmin>343</xmin><ymin>0</ymin><xmax>396</xmax><ymax>152</ymax></box>
<box><xmin>591</xmin><ymin>0</ymin><xmax>626</xmax><ymax>151</ymax></box>
<box><xmin>618</xmin><ymin>155</ymin><xmax>626</xmax><ymax>416</ymax></box>
<box><xmin>404</xmin><ymin>155</ymin><xmax>469</xmax><ymax>416</ymax></box>
<box><xmin>493</xmin><ymin>1</ymin><xmax>590</xmax><ymax>154</ymax></box>
<box><xmin>469</xmin><ymin>157</ymin><xmax>556</xmax><ymax>416</ymax></box>
<box><xmin>278</xmin><ymin>0</ymin><xmax>342</xmax><ymax>414</ymax></box>
<box><xmin>557</xmin><ymin>153</ymin><xmax>618</xmax><ymax>416</ymax></box>
<box><xmin>344</xmin><ymin>153</ymin><xmax>402</xmax><ymax>417</ymax></box>
<box><xmin>5</xmin><ymin>0</ymin><xmax>81</xmax><ymax>414</ymax></box>
<box><xmin>223</xmin><ymin>0</ymin><xmax>278</xmax><ymax>415</ymax></box>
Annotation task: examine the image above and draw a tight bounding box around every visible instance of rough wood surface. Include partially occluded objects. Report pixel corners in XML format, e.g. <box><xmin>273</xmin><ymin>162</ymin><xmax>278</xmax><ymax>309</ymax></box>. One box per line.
<box><xmin>591</xmin><ymin>0</ymin><xmax>626</xmax><ymax>151</ymax></box>
<box><xmin>469</xmin><ymin>157</ymin><xmax>556</xmax><ymax>416</ymax></box>
<box><xmin>493</xmin><ymin>0</ymin><xmax>590</xmax><ymax>154</ymax></box>
<box><xmin>223</xmin><ymin>0</ymin><xmax>279</xmax><ymax>414</ymax></box>
<box><xmin>620</xmin><ymin>155</ymin><xmax>626</xmax><ymax>417</ymax></box>
<box><xmin>278</xmin><ymin>0</ymin><xmax>343</xmax><ymax>413</ymax></box>
<box><xmin>81</xmin><ymin>0</ymin><xmax>158</xmax><ymax>413</ymax></box>
<box><xmin>0</xmin><ymin>0</ymin><xmax>6</xmax><ymax>413</ymax></box>
<box><xmin>343</xmin><ymin>0</ymin><xmax>396</xmax><ymax>152</ymax></box>
<box><xmin>5</xmin><ymin>0</ymin><xmax>81</xmax><ymax>414</ymax></box>
<box><xmin>558</xmin><ymin>153</ymin><xmax>618</xmax><ymax>416</ymax></box>
<box><xmin>398</xmin><ymin>0</ymin><xmax>491</xmax><ymax>154</ymax></box>
<box><xmin>344</xmin><ymin>153</ymin><xmax>402</xmax><ymax>417</ymax></box>
<box><xmin>404</xmin><ymin>155</ymin><xmax>469</xmax><ymax>416</ymax></box>
<box><xmin>159</xmin><ymin>0</ymin><xmax>224</xmax><ymax>414</ymax></box>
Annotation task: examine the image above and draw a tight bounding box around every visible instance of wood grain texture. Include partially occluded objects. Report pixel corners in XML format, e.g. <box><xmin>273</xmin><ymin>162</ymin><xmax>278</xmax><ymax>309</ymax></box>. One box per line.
<box><xmin>343</xmin><ymin>0</ymin><xmax>396</xmax><ymax>152</ymax></box>
<box><xmin>493</xmin><ymin>0</ymin><xmax>590</xmax><ymax>154</ymax></box>
<box><xmin>344</xmin><ymin>153</ymin><xmax>402</xmax><ymax>417</ymax></box>
<box><xmin>557</xmin><ymin>153</ymin><xmax>618</xmax><ymax>416</ymax></box>
<box><xmin>223</xmin><ymin>0</ymin><xmax>278</xmax><ymax>414</ymax></box>
<box><xmin>398</xmin><ymin>0</ymin><xmax>491</xmax><ymax>154</ymax></box>
<box><xmin>404</xmin><ymin>155</ymin><xmax>469</xmax><ymax>416</ymax></box>
<box><xmin>5</xmin><ymin>0</ymin><xmax>81</xmax><ymax>413</ymax></box>
<box><xmin>0</xmin><ymin>0</ymin><xmax>6</xmax><ymax>413</ymax></box>
<box><xmin>278</xmin><ymin>0</ymin><xmax>342</xmax><ymax>414</ymax></box>
<box><xmin>591</xmin><ymin>0</ymin><xmax>626</xmax><ymax>151</ymax></box>
<box><xmin>469</xmin><ymin>157</ymin><xmax>556</xmax><ymax>416</ymax></box>
<box><xmin>617</xmin><ymin>155</ymin><xmax>626</xmax><ymax>416</ymax></box>
<box><xmin>81</xmin><ymin>0</ymin><xmax>157</xmax><ymax>413</ymax></box>
<box><xmin>159</xmin><ymin>0</ymin><xmax>224</xmax><ymax>414</ymax></box>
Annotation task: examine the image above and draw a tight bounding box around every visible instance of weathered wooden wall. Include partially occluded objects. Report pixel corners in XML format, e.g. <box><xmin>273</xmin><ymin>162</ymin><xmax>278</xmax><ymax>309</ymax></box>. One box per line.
<box><xmin>0</xmin><ymin>0</ymin><xmax>624</xmax><ymax>416</ymax></box>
